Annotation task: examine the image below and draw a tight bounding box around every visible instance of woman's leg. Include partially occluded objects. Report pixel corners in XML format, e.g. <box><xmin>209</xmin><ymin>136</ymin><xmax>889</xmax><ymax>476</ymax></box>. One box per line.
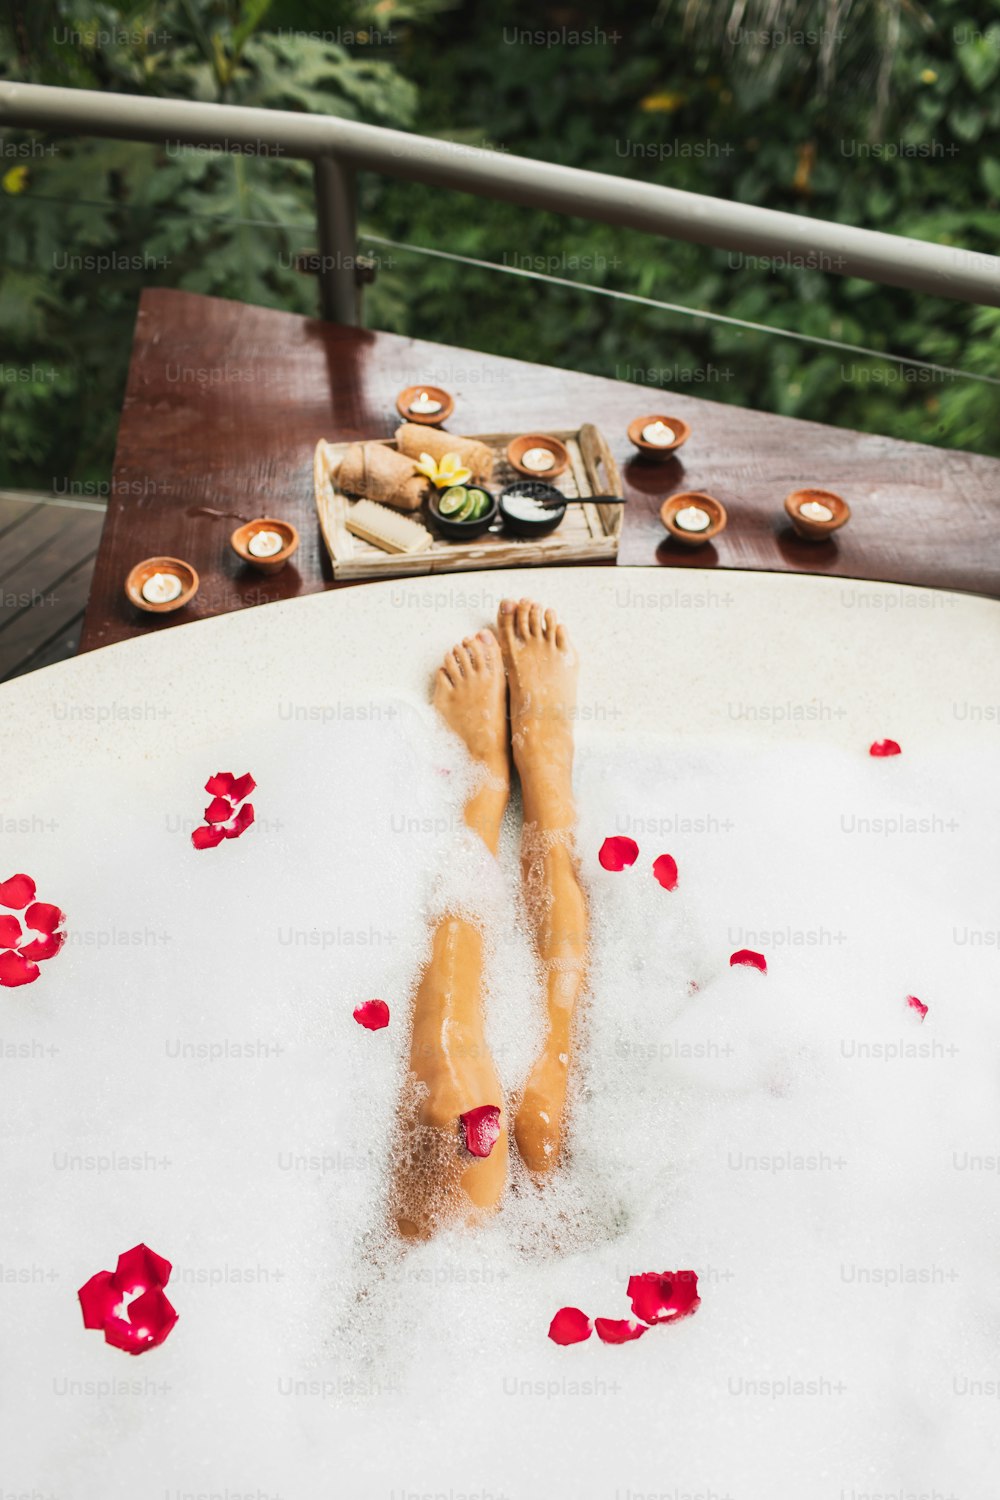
<box><xmin>496</xmin><ymin>599</ymin><xmax>589</xmax><ymax>1174</ymax></box>
<box><xmin>394</xmin><ymin>630</ymin><xmax>511</xmax><ymax>1240</ymax></box>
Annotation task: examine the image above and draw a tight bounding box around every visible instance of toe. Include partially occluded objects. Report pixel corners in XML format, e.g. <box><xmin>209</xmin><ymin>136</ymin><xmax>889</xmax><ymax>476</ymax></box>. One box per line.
<box><xmin>447</xmin><ymin>647</ymin><xmax>465</xmax><ymax>679</ymax></box>
<box><xmin>463</xmin><ymin>634</ymin><xmax>484</xmax><ymax>671</ymax></box>
<box><xmin>497</xmin><ymin>600</ymin><xmax>518</xmax><ymax>644</ymax></box>
<box><xmin>555</xmin><ymin>624</ymin><xmax>568</xmax><ymax>652</ymax></box>
<box><xmin>515</xmin><ymin>599</ymin><xmax>532</xmax><ymax>640</ymax></box>
<box><xmin>544</xmin><ymin>607</ymin><xmax>557</xmax><ymax>640</ymax></box>
<box><xmin>478</xmin><ymin>629</ymin><xmax>500</xmax><ymax>667</ymax></box>
<box><xmin>436</xmin><ymin>665</ymin><xmax>454</xmax><ymax>692</ymax></box>
<box><xmin>528</xmin><ymin>603</ymin><xmax>543</xmax><ymax>637</ymax></box>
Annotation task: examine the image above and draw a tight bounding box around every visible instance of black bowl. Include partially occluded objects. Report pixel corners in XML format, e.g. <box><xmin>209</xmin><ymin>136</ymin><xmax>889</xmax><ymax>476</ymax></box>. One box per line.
<box><xmin>428</xmin><ymin>487</ymin><xmax>498</xmax><ymax>541</ymax></box>
<box><xmin>499</xmin><ymin>481</ymin><xmax>567</xmax><ymax>538</ymax></box>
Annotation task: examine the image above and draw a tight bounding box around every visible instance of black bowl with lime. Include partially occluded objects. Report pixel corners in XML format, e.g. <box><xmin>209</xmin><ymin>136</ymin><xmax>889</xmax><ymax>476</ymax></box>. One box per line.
<box><xmin>498</xmin><ymin>480</ymin><xmax>567</xmax><ymax>538</ymax></box>
<box><xmin>429</xmin><ymin>484</ymin><xmax>498</xmax><ymax>540</ymax></box>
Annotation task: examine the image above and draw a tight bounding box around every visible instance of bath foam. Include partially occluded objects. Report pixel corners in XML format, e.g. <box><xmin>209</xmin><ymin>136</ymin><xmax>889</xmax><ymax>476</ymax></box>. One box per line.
<box><xmin>1</xmin><ymin>693</ymin><xmax>999</xmax><ymax>1499</ymax></box>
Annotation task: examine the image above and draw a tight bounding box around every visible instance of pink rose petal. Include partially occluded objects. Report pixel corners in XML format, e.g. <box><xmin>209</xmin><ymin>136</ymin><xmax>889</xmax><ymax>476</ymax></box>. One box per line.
<box><xmin>548</xmin><ymin>1307</ymin><xmax>592</xmax><ymax>1345</ymax></box>
<box><xmin>652</xmin><ymin>853</ymin><xmax>678</xmax><ymax>890</ymax></box>
<box><xmin>192</xmin><ymin>825</ymin><xmax>225</xmax><ymax>850</ymax></box>
<box><xmin>870</xmin><ymin>739</ymin><xmax>901</xmax><ymax>757</ymax></box>
<box><xmin>627</xmin><ymin>1270</ymin><xmax>701</xmax><ymax>1325</ymax></box>
<box><xmin>594</xmin><ymin>1317</ymin><xmax>648</xmax><ymax>1344</ymax></box>
<box><xmin>0</xmin><ymin>950</ymin><xmax>39</xmax><ymax>987</ymax></box>
<box><xmin>0</xmin><ymin>873</ymin><xmax>36</xmax><ymax>910</ymax></box>
<box><xmin>906</xmin><ymin>994</ymin><xmax>928</xmax><ymax>1021</ymax></box>
<box><xmin>598</xmin><ymin>836</ymin><xmax>639</xmax><ymax>871</ymax></box>
<box><xmin>460</xmin><ymin>1104</ymin><xmax>502</xmax><ymax>1158</ymax></box>
<box><xmin>730</xmin><ymin>948</ymin><xmax>767</xmax><ymax>974</ymax></box>
<box><xmin>353</xmin><ymin>999</ymin><xmax>390</xmax><ymax>1031</ymax></box>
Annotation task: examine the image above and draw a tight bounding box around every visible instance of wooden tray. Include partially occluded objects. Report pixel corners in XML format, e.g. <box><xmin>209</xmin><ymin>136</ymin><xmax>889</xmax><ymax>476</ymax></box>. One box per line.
<box><xmin>313</xmin><ymin>424</ymin><xmax>623</xmax><ymax>580</ymax></box>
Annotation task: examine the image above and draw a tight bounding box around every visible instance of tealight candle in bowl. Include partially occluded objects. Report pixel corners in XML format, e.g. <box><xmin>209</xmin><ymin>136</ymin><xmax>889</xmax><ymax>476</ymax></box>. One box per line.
<box><xmin>506</xmin><ymin>433</ymin><xmax>571</xmax><ymax>480</ymax></box>
<box><xmin>784</xmin><ymin>488</ymin><xmax>851</xmax><ymax>541</ymax></box>
<box><xmin>395</xmin><ymin>385</ymin><xmax>455</xmax><ymax>426</ymax></box>
<box><xmin>628</xmin><ymin>413</ymin><xmax>691</xmax><ymax>459</ymax></box>
<box><xmin>125</xmin><ymin>556</ymin><xmax>199</xmax><ymax>614</ymax></box>
<box><xmin>230</xmin><ymin>518</ymin><xmax>300</xmax><ymax>575</ymax></box>
<box><xmin>660</xmin><ymin>491</ymin><xmax>728</xmax><ymax>547</ymax></box>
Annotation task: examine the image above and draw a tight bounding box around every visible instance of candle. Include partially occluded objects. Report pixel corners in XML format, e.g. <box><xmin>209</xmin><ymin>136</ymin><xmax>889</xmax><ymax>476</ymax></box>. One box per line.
<box><xmin>141</xmin><ymin>571</ymin><xmax>182</xmax><ymax>605</ymax></box>
<box><xmin>521</xmin><ymin>446</ymin><xmax>555</xmax><ymax>472</ymax></box>
<box><xmin>248</xmin><ymin>529</ymin><xmax>284</xmax><ymax>559</ymax></box>
<box><xmin>799</xmin><ymin>500</ymin><xmax>834</xmax><ymax>523</ymax></box>
<box><xmin>673</xmin><ymin>505</ymin><xmax>711</xmax><ymax>533</ymax></box>
<box><xmin>641</xmin><ymin>420</ymin><xmax>675</xmax><ymax>447</ymax></box>
<box><xmin>409</xmin><ymin>390</ymin><xmax>443</xmax><ymax>416</ymax></box>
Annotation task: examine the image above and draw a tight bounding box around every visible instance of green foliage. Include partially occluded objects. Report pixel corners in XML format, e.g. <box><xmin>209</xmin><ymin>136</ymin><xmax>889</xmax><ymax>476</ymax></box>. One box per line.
<box><xmin>1</xmin><ymin>0</ymin><xmax>998</xmax><ymax>487</ymax></box>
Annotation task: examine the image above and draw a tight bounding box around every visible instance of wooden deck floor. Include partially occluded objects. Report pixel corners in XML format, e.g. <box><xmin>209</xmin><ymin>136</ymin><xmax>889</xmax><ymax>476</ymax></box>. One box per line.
<box><xmin>0</xmin><ymin>493</ymin><xmax>105</xmax><ymax>681</ymax></box>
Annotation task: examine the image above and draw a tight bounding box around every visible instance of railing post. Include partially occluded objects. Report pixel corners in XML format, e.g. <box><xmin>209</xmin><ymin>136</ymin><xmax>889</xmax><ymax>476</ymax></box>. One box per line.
<box><xmin>313</xmin><ymin>154</ymin><xmax>359</xmax><ymax>325</ymax></box>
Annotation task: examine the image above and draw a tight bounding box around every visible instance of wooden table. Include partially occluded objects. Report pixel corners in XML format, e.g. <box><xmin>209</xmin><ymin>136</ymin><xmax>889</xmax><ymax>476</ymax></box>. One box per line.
<box><xmin>81</xmin><ymin>287</ymin><xmax>1000</xmax><ymax>653</ymax></box>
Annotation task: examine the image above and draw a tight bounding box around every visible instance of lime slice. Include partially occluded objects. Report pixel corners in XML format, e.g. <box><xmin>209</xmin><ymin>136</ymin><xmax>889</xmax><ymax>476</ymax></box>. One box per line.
<box><xmin>456</xmin><ymin>492</ymin><xmax>480</xmax><ymax>521</ymax></box>
<box><xmin>439</xmin><ymin>486</ymin><xmax>468</xmax><ymax>516</ymax></box>
<box><xmin>468</xmin><ymin>489</ymin><xmax>492</xmax><ymax>519</ymax></box>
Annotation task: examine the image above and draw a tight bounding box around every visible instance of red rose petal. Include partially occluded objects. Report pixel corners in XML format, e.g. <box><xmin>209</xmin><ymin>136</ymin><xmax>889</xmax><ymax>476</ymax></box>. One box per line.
<box><xmin>598</xmin><ymin>836</ymin><xmax>639</xmax><ymax>871</ymax></box>
<box><xmin>627</xmin><ymin>1270</ymin><xmax>701</xmax><ymax>1325</ymax></box>
<box><xmin>192</xmin><ymin>825</ymin><xmax>225</xmax><ymax>850</ymax></box>
<box><xmin>594</xmin><ymin>1317</ymin><xmax>648</xmax><ymax>1344</ymax></box>
<box><xmin>204</xmin><ymin>795</ymin><xmax>232</xmax><ymax>825</ymax></box>
<box><xmin>548</xmin><ymin>1307</ymin><xmax>592</xmax><ymax>1345</ymax></box>
<box><xmin>460</xmin><ymin>1104</ymin><xmax>502</xmax><ymax>1158</ymax></box>
<box><xmin>353</xmin><ymin>999</ymin><xmax>390</xmax><ymax>1031</ymax></box>
<box><xmin>78</xmin><ymin>1270</ymin><xmax>117</xmax><ymax>1330</ymax></box>
<box><xmin>224</xmin><ymin>802</ymin><xmax>254</xmax><ymax>839</ymax></box>
<box><xmin>102</xmin><ymin>1287</ymin><xmax>178</xmax><ymax>1355</ymax></box>
<box><xmin>870</xmin><ymin>739</ymin><xmax>902</xmax><ymax>758</ymax></box>
<box><xmin>205</xmin><ymin>772</ymin><xmax>236</xmax><ymax>798</ymax></box>
<box><xmin>652</xmin><ymin>854</ymin><xmax>678</xmax><ymax>891</ymax></box>
<box><xmin>0</xmin><ymin>950</ymin><xmax>39</xmax><ymax>987</ymax></box>
<box><xmin>114</xmin><ymin>1243</ymin><xmax>173</xmax><ymax>1293</ymax></box>
<box><xmin>906</xmin><ymin>994</ymin><xmax>928</xmax><ymax>1021</ymax></box>
<box><xmin>0</xmin><ymin>914</ymin><xmax>21</xmax><ymax>947</ymax></box>
<box><xmin>230</xmin><ymin>772</ymin><xmax>256</xmax><ymax>803</ymax></box>
<box><xmin>19</xmin><ymin>931</ymin><xmax>65</xmax><ymax>963</ymax></box>
<box><xmin>730</xmin><ymin>948</ymin><xmax>767</xmax><ymax>973</ymax></box>
<box><xmin>23</xmin><ymin>901</ymin><xmax>64</xmax><ymax>936</ymax></box>
<box><xmin>0</xmin><ymin>873</ymin><xmax>36</xmax><ymax>910</ymax></box>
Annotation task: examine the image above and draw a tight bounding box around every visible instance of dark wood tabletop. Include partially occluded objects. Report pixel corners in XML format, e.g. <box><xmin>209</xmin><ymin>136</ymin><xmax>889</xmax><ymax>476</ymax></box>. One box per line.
<box><xmin>80</xmin><ymin>287</ymin><xmax>1000</xmax><ymax>653</ymax></box>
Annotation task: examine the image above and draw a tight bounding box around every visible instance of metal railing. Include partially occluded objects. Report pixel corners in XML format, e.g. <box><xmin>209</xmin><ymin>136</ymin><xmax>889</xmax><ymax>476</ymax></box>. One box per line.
<box><xmin>2</xmin><ymin>81</ymin><xmax>1000</xmax><ymax>323</ymax></box>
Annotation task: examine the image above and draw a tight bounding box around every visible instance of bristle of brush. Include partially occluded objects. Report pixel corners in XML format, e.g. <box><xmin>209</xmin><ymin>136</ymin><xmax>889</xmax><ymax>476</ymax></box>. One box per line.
<box><xmin>345</xmin><ymin>498</ymin><xmax>432</xmax><ymax>555</ymax></box>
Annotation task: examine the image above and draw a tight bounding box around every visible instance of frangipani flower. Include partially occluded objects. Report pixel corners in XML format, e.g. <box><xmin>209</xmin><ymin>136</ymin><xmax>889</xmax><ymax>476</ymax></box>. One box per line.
<box><xmin>414</xmin><ymin>451</ymin><xmax>473</xmax><ymax>489</ymax></box>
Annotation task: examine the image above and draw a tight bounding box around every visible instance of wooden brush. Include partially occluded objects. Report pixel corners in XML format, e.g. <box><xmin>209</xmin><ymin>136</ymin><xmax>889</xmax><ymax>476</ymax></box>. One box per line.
<box><xmin>345</xmin><ymin>498</ymin><xmax>433</xmax><ymax>555</ymax></box>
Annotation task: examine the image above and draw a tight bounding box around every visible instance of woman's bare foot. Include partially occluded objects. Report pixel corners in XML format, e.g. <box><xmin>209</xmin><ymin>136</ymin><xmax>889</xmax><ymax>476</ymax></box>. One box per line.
<box><xmin>496</xmin><ymin>599</ymin><xmax>588</xmax><ymax>1175</ymax></box>
<box><xmin>433</xmin><ymin>629</ymin><xmax>509</xmax><ymax>851</ymax></box>
<box><xmin>394</xmin><ymin>631</ymin><xmax>511</xmax><ymax>1239</ymax></box>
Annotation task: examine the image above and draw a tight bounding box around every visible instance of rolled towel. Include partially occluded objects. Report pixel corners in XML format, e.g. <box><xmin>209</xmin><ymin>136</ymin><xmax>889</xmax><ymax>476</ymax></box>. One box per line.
<box><xmin>333</xmin><ymin>441</ymin><xmax>428</xmax><ymax>512</ymax></box>
<box><xmin>394</xmin><ymin>423</ymin><xmax>494</xmax><ymax>485</ymax></box>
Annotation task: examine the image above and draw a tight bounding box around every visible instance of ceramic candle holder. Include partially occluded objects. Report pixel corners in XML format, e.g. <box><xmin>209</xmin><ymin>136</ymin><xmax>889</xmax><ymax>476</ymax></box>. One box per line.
<box><xmin>628</xmin><ymin>414</ymin><xmax>691</xmax><ymax>459</ymax></box>
<box><xmin>230</xmin><ymin>518</ymin><xmax>300</xmax><ymax>574</ymax></box>
<box><xmin>506</xmin><ymin>433</ymin><xmax>570</xmax><ymax>480</ymax></box>
<box><xmin>784</xmin><ymin>488</ymin><xmax>851</xmax><ymax>540</ymax></box>
<box><xmin>660</xmin><ymin>492</ymin><xmax>728</xmax><ymax>547</ymax></box>
<box><xmin>125</xmin><ymin>556</ymin><xmax>199</xmax><ymax>614</ymax></box>
<box><xmin>395</xmin><ymin>385</ymin><xmax>455</xmax><ymax>426</ymax></box>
